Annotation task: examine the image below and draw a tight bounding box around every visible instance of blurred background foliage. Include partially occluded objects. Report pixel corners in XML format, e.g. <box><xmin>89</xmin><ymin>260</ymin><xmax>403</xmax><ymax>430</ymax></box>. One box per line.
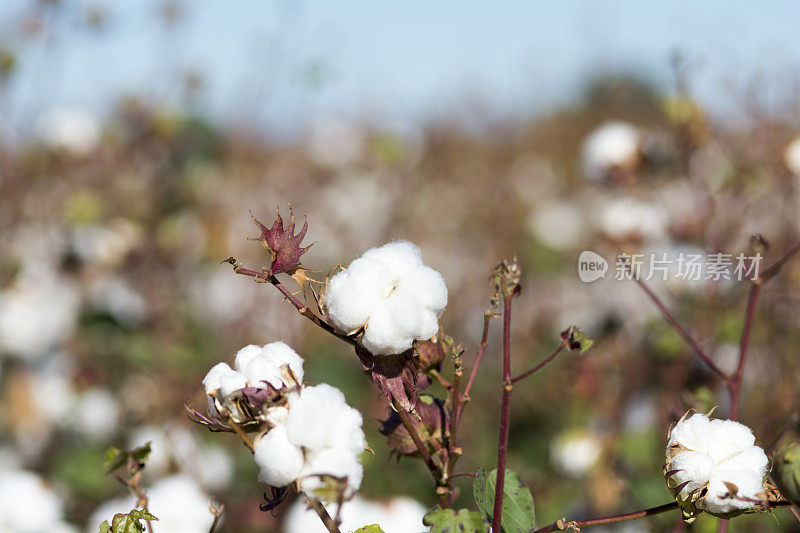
<box><xmin>1</xmin><ymin>1</ymin><xmax>800</xmax><ymax>532</ymax></box>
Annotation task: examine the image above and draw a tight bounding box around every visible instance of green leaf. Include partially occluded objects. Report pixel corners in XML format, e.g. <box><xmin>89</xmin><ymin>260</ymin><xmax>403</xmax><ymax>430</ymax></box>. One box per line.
<box><xmin>105</xmin><ymin>510</ymin><xmax>158</xmax><ymax>533</ymax></box>
<box><xmin>473</xmin><ymin>467</ymin><xmax>535</xmax><ymax>533</ymax></box>
<box><xmin>423</xmin><ymin>507</ymin><xmax>489</xmax><ymax>533</ymax></box>
<box><xmin>354</xmin><ymin>526</ymin><xmax>386</xmax><ymax>533</ymax></box>
<box><xmin>103</xmin><ymin>443</ymin><xmax>151</xmax><ymax>474</ymax></box>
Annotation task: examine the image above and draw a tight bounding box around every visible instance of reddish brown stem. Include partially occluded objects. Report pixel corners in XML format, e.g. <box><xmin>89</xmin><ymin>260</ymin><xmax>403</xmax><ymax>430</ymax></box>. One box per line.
<box><xmin>510</xmin><ymin>344</ymin><xmax>565</xmax><ymax>384</ymax></box>
<box><xmin>226</xmin><ymin>261</ymin><xmax>357</xmax><ymax>348</ymax></box>
<box><xmin>533</xmin><ymin>502</ymin><xmax>678</xmax><ymax>533</ymax></box>
<box><xmin>395</xmin><ymin>408</ymin><xmax>449</xmax><ymax>509</ymax></box>
<box><xmin>728</xmin><ymin>281</ymin><xmax>761</xmax><ymax>420</ymax></box>
<box><xmin>635</xmin><ymin>278</ymin><xmax>729</xmax><ymax>382</ymax></box>
<box><xmin>456</xmin><ymin>311</ymin><xmax>492</xmax><ymax>427</ymax></box>
<box><xmin>306</xmin><ymin>495</ymin><xmax>342</xmax><ymax>533</ymax></box>
<box><xmin>492</xmin><ymin>295</ymin><xmax>514</xmax><ymax>533</ymax></box>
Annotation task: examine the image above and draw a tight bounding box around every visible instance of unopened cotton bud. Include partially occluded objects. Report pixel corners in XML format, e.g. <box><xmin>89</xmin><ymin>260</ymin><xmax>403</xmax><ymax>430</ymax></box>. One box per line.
<box><xmin>774</xmin><ymin>441</ymin><xmax>800</xmax><ymax>506</ymax></box>
<box><xmin>254</xmin><ymin>424</ymin><xmax>305</xmax><ymax>487</ymax></box>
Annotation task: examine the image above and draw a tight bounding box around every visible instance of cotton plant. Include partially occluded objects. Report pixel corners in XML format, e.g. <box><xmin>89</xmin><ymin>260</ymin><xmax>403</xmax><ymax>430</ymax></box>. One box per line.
<box><xmin>664</xmin><ymin>412</ymin><xmax>770</xmax><ymax>521</ymax></box>
<box><xmin>178</xmin><ymin>208</ymin><xmax>800</xmax><ymax>533</ymax></box>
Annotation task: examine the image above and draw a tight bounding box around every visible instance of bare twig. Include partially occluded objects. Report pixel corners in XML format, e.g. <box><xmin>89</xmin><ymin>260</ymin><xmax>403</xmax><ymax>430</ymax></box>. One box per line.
<box><xmin>635</xmin><ymin>278</ymin><xmax>728</xmax><ymax>382</ymax></box>
<box><xmin>533</xmin><ymin>502</ymin><xmax>678</xmax><ymax>533</ymax></box>
<box><xmin>510</xmin><ymin>343</ymin><xmax>565</xmax><ymax>384</ymax></box>
<box><xmin>492</xmin><ymin>292</ymin><xmax>514</xmax><ymax>533</ymax></box>
<box><xmin>305</xmin><ymin>495</ymin><xmax>342</xmax><ymax>533</ymax></box>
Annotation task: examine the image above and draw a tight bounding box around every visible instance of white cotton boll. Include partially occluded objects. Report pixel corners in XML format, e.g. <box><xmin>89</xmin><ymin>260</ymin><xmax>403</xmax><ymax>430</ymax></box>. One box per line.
<box><xmin>527</xmin><ymin>200</ymin><xmax>588</xmax><ymax>251</ymax></box>
<box><xmin>0</xmin><ymin>273</ymin><xmax>80</xmax><ymax>360</ymax></box>
<box><xmin>193</xmin><ymin>445</ymin><xmax>234</xmax><ymax>492</ymax></box>
<box><xmin>669</xmin><ymin>451</ymin><xmax>714</xmax><ymax>499</ymax></box>
<box><xmin>599</xmin><ymin>197</ymin><xmax>667</xmax><ymax>241</ymax></box>
<box><xmin>202</xmin><ymin>363</ymin><xmax>236</xmax><ymax>394</ymax></box>
<box><xmin>668</xmin><ymin>413</ymin><xmax>711</xmax><ymax>453</ymax></box>
<box><xmin>700</xmin><ymin>469</ymin><xmax>764</xmax><ymax>514</ymax></box>
<box><xmin>218</xmin><ymin>371</ymin><xmax>248</xmax><ymax>397</ymax></box>
<box><xmin>395</xmin><ymin>266</ymin><xmax>448</xmax><ymax>313</ymax></box>
<box><xmin>325</xmin><ymin>261</ymin><xmax>392</xmax><ymax>332</ymax></box>
<box><xmin>361</xmin><ymin>241</ymin><xmax>423</xmax><ymax>276</ymax></box>
<box><xmin>254</xmin><ymin>425</ymin><xmax>305</xmax><ymax>487</ymax></box>
<box><xmin>717</xmin><ymin>446</ymin><xmax>768</xmax><ymax>475</ymax></box>
<box><xmin>234</xmin><ymin>345</ymin><xmax>264</xmax><ymax>372</ymax></box>
<box><xmin>286</xmin><ymin>384</ymin><xmax>349</xmax><ymax>452</ymax></box>
<box><xmin>550</xmin><ymin>430</ymin><xmax>602</xmax><ymax>478</ymax></box>
<box><xmin>262</xmin><ymin>342</ymin><xmax>305</xmax><ymax>385</ymax></box>
<box><xmin>300</xmin><ymin>448</ymin><xmax>363</xmax><ymax>500</ymax></box>
<box><xmin>71</xmin><ymin>388</ymin><xmax>120</xmax><ymax>441</ymax></box>
<box><xmin>0</xmin><ymin>470</ymin><xmax>64</xmax><ymax>533</ymax></box>
<box><xmin>705</xmin><ymin>419</ymin><xmax>755</xmax><ymax>461</ymax></box>
<box><xmin>361</xmin><ymin>304</ymin><xmax>411</xmax><ymax>355</ymax></box>
<box><xmin>582</xmin><ymin>121</ymin><xmax>641</xmax><ymax>181</ymax></box>
<box><xmin>266</xmin><ymin>405</ymin><xmax>290</xmax><ymax>427</ymax></box>
<box><xmin>146</xmin><ymin>475</ymin><xmax>215</xmax><ymax>533</ymax></box>
<box><xmin>244</xmin><ymin>354</ymin><xmax>282</xmax><ymax>390</ymax></box>
<box><xmin>665</xmin><ymin>414</ymin><xmax>768</xmax><ymax>517</ymax></box>
<box><xmin>37</xmin><ymin>107</ymin><xmax>100</xmax><ymax>156</ymax></box>
<box><xmin>785</xmin><ymin>136</ymin><xmax>800</xmax><ymax>176</ymax></box>
<box><xmin>329</xmin><ymin>405</ymin><xmax>367</xmax><ymax>456</ymax></box>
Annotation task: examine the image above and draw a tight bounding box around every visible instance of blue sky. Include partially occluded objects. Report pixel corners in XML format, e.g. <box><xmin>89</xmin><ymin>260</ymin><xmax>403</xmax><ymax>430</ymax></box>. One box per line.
<box><xmin>3</xmin><ymin>0</ymin><xmax>800</xmax><ymax>137</ymax></box>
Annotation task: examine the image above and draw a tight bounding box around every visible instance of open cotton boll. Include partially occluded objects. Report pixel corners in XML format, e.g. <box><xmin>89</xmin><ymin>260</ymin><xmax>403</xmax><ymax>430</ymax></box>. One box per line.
<box><xmin>669</xmin><ymin>451</ymin><xmax>714</xmax><ymax>499</ymax></box>
<box><xmin>218</xmin><ymin>371</ymin><xmax>248</xmax><ymax>397</ymax></box>
<box><xmin>785</xmin><ymin>136</ymin><xmax>800</xmax><ymax>176</ymax></box>
<box><xmin>203</xmin><ymin>362</ymin><xmax>236</xmax><ymax>394</ymax></box>
<box><xmin>262</xmin><ymin>342</ymin><xmax>304</xmax><ymax>384</ymax></box>
<box><xmin>300</xmin><ymin>448</ymin><xmax>363</xmax><ymax>500</ymax></box>
<box><xmin>234</xmin><ymin>344</ymin><xmax>264</xmax><ymax>371</ymax></box>
<box><xmin>328</xmin><ymin>405</ymin><xmax>367</xmax><ymax>456</ymax></box>
<box><xmin>0</xmin><ymin>470</ymin><xmax>65</xmax><ymax>533</ymax></box>
<box><xmin>145</xmin><ymin>475</ymin><xmax>215</xmax><ymax>533</ymax></box>
<box><xmin>665</xmin><ymin>413</ymin><xmax>768</xmax><ymax>519</ymax></box>
<box><xmin>668</xmin><ymin>413</ymin><xmax>711</xmax><ymax>453</ymax></box>
<box><xmin>285</xmin><ymin>384</ymin><xmax>353</xmax><ymax>452</ymax></box>
<box><xmin>582</xmin><ymin>121</ymin><xmax>641</xmax><ymax>181</ymax></box>
<box><xmin>700</xmin><ymin>469</ymin><xmax>765</xmax><ymax>514</ymax></box>
<box><xmin>705</xmin><ymin>419</ymin><xmax>755</xmax><ymax>461</ymax></box>
<box><xmin>324</xmin><ymin>241</ymin><xmax>447</xmax><ymax>355</ymax></box>
<box><xmin>244</xmin><ymin>355</ymin><xmax>282</xmax><ymax>390</ymax></box>
<box><xmin>254</xmin><ymin>425</ymin><xmax>305</xmax><ymax>487</ymax></box>
<box><xmin>361</xmin><ymin>240</ymin><xmax>423</xmax><ymax>276</ymax></box>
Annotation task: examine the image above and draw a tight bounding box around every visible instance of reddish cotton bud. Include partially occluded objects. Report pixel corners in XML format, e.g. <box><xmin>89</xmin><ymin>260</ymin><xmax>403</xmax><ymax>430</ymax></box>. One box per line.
<box><xmin>251</xmin><ymin>207</ymin><xmax>313</xmax><ymax>275</ymax></box>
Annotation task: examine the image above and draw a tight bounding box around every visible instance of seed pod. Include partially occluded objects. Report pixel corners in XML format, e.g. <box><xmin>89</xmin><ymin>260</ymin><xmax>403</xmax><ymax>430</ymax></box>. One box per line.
<box><xmin>774</xmin><ymin>441</ymin><xmax>800</xmax><ymax>506</ymax></box>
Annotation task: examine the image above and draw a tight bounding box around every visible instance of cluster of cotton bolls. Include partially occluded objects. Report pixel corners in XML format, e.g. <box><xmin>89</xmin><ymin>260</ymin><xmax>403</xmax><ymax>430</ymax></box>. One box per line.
<box><xmin>284</xmin><ymin>495</ymin><xmax>427</xmax><ymax>533</ymax></box>
<box><xmin>323</xmin><ymin>241</ymin><xmax>448</xmax><ymax>355</ymax></box>
<box><xmin>89</xmin><ymin>474</ymin><xmax>215</xmax><ymax>533</ymax></box>
<box><xmin>664</xmin><ymin>413</ymin><xmax>769</xmax><ymax>518</ymax></box>
<box><xmin>202</xmin><ymin>342</ymin><xmax>366</xmax><ymax>502</ymax></box>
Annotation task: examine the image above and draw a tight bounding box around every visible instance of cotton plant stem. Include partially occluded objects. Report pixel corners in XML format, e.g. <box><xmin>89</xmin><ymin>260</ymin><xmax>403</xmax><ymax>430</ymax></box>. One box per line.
<box><xmin>227</xmin><ymin>418</ymin><xmax>254</xmax><ymax>452</ymax></box>
<box><xmin>456</xmin><ymin>310</ymin><xmax>492</xmax><ymax>428</ymax></box>
<box><xmin>728</xmin><ymin>281</ymin><xmax>761</xmax><ymax>421</ymax></box>
<box><xmin>395</xmin><ymin>407</ymin><xmax>450</xmax><ymax>509</ymax></box>
<box><xmin>492</xmin><ymin>294</ymin><xmax>514</xmax><ymax>533</ymax></box>
<box><xmin>634</xmin><ymin>278</ymin><xmax>728</xmax><ymax>382</ymax></box>
<box><xmin>532</xmin><ymin>502</ymin><xmax>679</xmax><ymax>533</ymax></box>
<box><xmin>223</xmin><ymin>260</ymin><xmax>358</xmax><ymax>348</ymax></box>
<box><xmin>510</xmin><ymin>343</ymin><xmax>565</xmax><ymax>384</ymax></box>
<box><xmin>305</xmin><ymin>495</ymin><xmax>342</xmax><ymax>533</ymax></box>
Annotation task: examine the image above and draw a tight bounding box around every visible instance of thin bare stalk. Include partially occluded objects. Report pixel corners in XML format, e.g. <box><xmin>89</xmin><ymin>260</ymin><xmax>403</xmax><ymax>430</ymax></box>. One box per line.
<box><xmin>223</xmin><ymin>260</ymin><xmax>357</xmax><ymax>348</ymax></box>
<box><xmin>728</xmin><ymin>281</ymin><xmax>761</xmax><ymax>421</ymax></box>
<box><xmin>305</xmin><ymin>495</ymin><xmax>342</xmax><ymax>533</ymax></box>
<box><xmin>510</xmin><ymin>344</ymin><xmax>565</xmax><ymax>384</ymax></box>
<box><xmin>456</xmin><ymin>310</ymin><xmax>492</xmax><ymax>427</ymax></box>
<box><xmin>635</xmin><ymin>278</ymin><xmax>728</xmax><ymax>382</ymax></box>
<box><xmin>533</xmin><ymin>502</ymin><xmax>678</xmax><ymax>533</ymax></box>
<box><xmin>492</xmin><ymin>294</ymin><xmax>514</xmax><ymax>533</ymax></box>
<box><xmin>228</xmin><ymin>418</ymin><xmax>254</xmax><ymax>452</ymax></box>
<box><xmin>395</xmin><ymin>407</ymin><xmax>449</xmax><ymax>509</ymax></box>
